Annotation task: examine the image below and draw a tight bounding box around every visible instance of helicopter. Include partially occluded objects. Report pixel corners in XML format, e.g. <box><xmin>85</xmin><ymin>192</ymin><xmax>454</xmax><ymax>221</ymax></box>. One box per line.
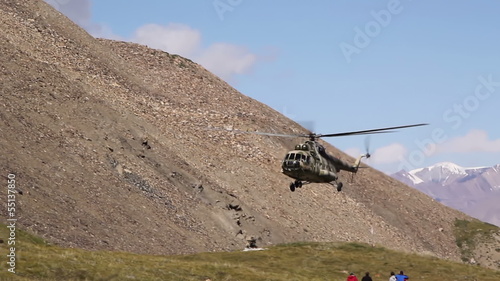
<box><xmin>221</xmin><ymin>123</ymin><xmax>427</xmax><ymax>192</ymax></box>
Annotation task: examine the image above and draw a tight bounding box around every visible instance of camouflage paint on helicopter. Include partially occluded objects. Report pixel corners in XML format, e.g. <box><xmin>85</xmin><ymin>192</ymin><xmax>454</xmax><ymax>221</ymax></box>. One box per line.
<box><xmin>282</xmin><ymin>139</ymin><xmax>366</xmax><ymax>192</ymax></box>
<box><xmin>215</xmin><ymin>123</ymin><xmax>428</xmax><ymax>192</ymax></box>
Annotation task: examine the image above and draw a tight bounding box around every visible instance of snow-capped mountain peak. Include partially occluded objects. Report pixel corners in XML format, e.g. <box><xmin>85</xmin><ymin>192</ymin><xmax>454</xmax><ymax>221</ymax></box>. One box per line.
<box><xmin>408</xmin><ymin>172</ymin><xmax>424</xmax><ymax>185</ymax></box>
<box><xmin>391</xmin><ymin>162</ymin><xmax>500</xmax><ymax>227</ymax></box>
<box><xmin>407</xmin><ymin>162</ymin><xmax>468</xmax><ymax>185</ymax></box>
<box><xmin>494</xmin><ymin>164</ymin><xmax>500</xmax><ymax>173</ymax></box>
<box><xmin>429</xmin><ymin>162</ymin><xmax>467</xmax><ymax>175</ymax></box>
<box><xmin>392</xmin><ymin>169</ymin><xmax>424</xmax><ymax>185</ymax></box>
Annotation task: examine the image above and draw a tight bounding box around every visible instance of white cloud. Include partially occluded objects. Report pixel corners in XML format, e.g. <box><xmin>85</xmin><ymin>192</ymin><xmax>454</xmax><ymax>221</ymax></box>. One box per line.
<box><xmin>45</xmin><ymin>0</ymin><xmax>91</xmax><ymax>25</ymax></box>
<box><xmin>436</xmin><ymin>130</ymin><xmax>500</xmax><ymax>153</ymax></box>
<box><xmin>371</xmin><ymin>143</ymin><xmax>408</xmax><ymax>164</ymax></box>
<box><xmin>44</xmin><ymin>0</ymin><xmax>120</xmax><ymax>39</ymax></box>
<box><xmin>344</xmin><ymin>147</ymin><xmax>362</xmax><ymax>158</ymax></box>
<box><xmin>131</xmin><ymin>23</ymin><xmax>201</xmax><ymax>58</ymax></box>
<box><xmin>344</xmin><ymin>143</ymin><xmax>408</xmax><ymax>164</ymax></box>
<box><xmin>44</xmin><ymin>0</ymin><xmax>261</xmax><ymax>82</ymax></box>
<box><xmin>198</xmin><ymin>43</ymin><xmax>257</xmax><ymax>80</ymax></box>
<box><xmin>130</xmin><ymin>24</ymin><xmax>258</xmax><ymax>82</ymax></box>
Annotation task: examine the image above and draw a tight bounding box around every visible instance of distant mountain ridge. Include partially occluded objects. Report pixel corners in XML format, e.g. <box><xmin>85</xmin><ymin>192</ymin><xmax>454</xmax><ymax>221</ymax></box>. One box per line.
<box><xmin>392</xmin><ymin>162</ymin><xmax>500</xmax><ymax>227</ymax></box>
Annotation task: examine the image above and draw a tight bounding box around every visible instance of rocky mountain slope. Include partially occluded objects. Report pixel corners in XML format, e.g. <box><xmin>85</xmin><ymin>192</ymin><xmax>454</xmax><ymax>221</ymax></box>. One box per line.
<box><xmin>392</xmin><ymin>162</ymin><xmax>500</xmax><ymax>227</ymax></box>
<box><xmin>1</xmin><ymin>0</ymin><xmax>499</xmax><ymax>269</ymax></box>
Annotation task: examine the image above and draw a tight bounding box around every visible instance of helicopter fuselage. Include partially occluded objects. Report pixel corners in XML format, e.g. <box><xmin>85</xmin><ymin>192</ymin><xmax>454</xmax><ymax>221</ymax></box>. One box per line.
<box><xmin>216</xmin><ymin>122</ymin><xmax>427</xmax><ymax>190</ymax></box>
<box><xmin>281</xmin><ymin>141</ymin><xmax>358</xmax><ymax>183</ymax></box>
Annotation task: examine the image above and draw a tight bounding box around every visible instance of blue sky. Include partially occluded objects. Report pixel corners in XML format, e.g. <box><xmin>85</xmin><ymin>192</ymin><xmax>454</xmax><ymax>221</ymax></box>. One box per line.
<box><xmin>45</xmin><ymin>0</ymin><xmax>500</xmax><ymax>173</ymax></box>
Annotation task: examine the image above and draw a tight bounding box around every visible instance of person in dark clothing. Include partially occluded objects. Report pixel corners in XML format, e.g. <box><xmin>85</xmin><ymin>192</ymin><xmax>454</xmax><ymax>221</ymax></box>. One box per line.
<box><xmin>361</xmin><ymin>272</ymin><xmax>373</xmax><ymax>281</ymax></box>
<box><xmin>395</xmin><ymin>270</ymin><xmax>409</xmax><ymax>281</ymax></box>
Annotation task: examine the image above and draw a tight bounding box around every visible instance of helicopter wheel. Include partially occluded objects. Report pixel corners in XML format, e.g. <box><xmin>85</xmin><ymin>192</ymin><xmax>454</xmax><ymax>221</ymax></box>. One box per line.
<box><xmin>294</xmin><ymin>180</ymin><xmax>303</xmax><ymax>188</ymax></box>
<box><xmin>336</xmin><ymin>182</ymin><xmax>343</xmax><ymax>192</ymax></box>
<box><xmin>289</xmin><ymin>182</ymin><xmax>296</xmax><ymax>192</ymax></box>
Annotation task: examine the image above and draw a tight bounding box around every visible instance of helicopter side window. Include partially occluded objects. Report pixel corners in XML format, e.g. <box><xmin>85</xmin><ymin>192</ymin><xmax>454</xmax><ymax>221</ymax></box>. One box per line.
<box><xmin>306</xmin><ymin>156</ymin><xmax>311</xmax><ymax>163</ymax></box>
<box><xmin>301</xmin><ymin>154</ymin><xmax>306</xmax><ymax>162</ymax></box>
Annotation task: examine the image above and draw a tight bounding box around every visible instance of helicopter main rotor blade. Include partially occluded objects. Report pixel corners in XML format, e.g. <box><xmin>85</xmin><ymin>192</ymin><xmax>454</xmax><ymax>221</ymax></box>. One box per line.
<box><xmin>232</xmin><ymin>130</ymin><xmax>305</xmax><ymax>138</ymax></box>
<box><xmin>209</xmin><ymin>127</ymin><xmax>306</xmax><ymax>138</ymax></box>
<box><xmin>318</xmin><ymin>123</ymin><xmax>428</xmax><ymax>138</ymax></box>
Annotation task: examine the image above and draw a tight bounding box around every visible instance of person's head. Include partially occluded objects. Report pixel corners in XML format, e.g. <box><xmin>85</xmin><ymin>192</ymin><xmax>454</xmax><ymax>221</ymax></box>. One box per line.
<box><xmin>350</xmin><ymin>272</ymin><xmax>354</xmax><ymax>276</ymax></box>
<box><xmin>365</xmin><ymin>272</ymin><xmax>370</xmax><ymax>276</ymax></box>
<box><xmin>399</xmin><ymin>271</ymin><xmax>404</xmax><ymax>275</ymax></box>
<box><xmin>390</xmin><ymin>271</ymin><xmax>395</xmax><ymax>276</ymax></box>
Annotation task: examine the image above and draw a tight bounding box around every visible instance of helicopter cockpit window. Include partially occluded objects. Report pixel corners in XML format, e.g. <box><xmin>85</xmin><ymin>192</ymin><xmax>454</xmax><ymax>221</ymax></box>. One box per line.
<box><xmin>295</xmin><ymin>154</ymin><xmax>302</xmax><ymax>160</ymax></box>
<box><xmin>286</xmin><ymin>153</ymin><xmax>295</xmax><ymax>160</ymax></box>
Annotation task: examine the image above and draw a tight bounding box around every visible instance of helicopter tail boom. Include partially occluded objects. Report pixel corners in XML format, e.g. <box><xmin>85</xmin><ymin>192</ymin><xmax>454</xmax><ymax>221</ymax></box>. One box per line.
<box><xmin>351</xmin><ymin>154</ymin><xmax>370</xmax><ymax>173</ymax></box>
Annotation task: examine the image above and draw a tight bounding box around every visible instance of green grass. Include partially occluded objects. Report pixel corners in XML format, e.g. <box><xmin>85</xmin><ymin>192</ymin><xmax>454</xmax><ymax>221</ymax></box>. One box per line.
<box><xmin>454</xmin><ymin>219</ymin><xmax>499</xmax><ymax>262</ymax></box>
<box><xmin>0</xmin><ymin>226</ymin><xmax>499</xmax><ymax>281</ymax></box>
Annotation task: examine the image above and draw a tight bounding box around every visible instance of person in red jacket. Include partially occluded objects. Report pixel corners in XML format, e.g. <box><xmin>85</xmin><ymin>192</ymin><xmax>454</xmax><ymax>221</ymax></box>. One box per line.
<box><xmin>347</xmin><ymin>272</ymin><xmax>359</xmax><ymax>281</ymax></box>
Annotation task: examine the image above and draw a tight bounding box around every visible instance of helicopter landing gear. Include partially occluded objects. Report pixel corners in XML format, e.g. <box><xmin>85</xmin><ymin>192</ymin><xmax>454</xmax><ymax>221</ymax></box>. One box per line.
<box><xmin>289</xmin><ymin>180</ymin><xmax>303</xmax><ymax>192</ymax></box>
<box><xmin>330</xmin><ymin>181</ymin><xmax>343</xmax><ymax>192</ymax></box>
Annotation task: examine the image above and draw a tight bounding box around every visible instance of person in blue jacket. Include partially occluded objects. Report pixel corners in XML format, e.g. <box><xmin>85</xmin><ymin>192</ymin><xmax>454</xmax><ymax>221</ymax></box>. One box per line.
<box><xmin>395</xmin><ymin>270</ymin><xmax>409</xmax><ymax>281</ymax></box>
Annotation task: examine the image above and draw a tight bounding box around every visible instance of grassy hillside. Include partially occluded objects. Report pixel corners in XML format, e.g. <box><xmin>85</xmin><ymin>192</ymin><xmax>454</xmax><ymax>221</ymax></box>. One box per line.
<box><xmin>453</xmin><ymin>219</ymin><xmax>500</xmax><ymax>263</ymax></box>
<box><xmin>1</xmin><ymin>226</ymin><xmax>498</xmax><ymax>281</ymax></box>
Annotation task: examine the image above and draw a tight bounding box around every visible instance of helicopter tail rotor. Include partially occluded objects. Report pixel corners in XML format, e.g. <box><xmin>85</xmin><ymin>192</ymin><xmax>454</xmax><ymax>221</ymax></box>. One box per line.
<box><xmin>364</xmin><ymin>136</ymin><xmax>371</xmax><ymax>159</ymax></box>
<box><xmin>351</xmin><ymin>136</ymin><xmax>372</xmax><ymax>173</ymax></box>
